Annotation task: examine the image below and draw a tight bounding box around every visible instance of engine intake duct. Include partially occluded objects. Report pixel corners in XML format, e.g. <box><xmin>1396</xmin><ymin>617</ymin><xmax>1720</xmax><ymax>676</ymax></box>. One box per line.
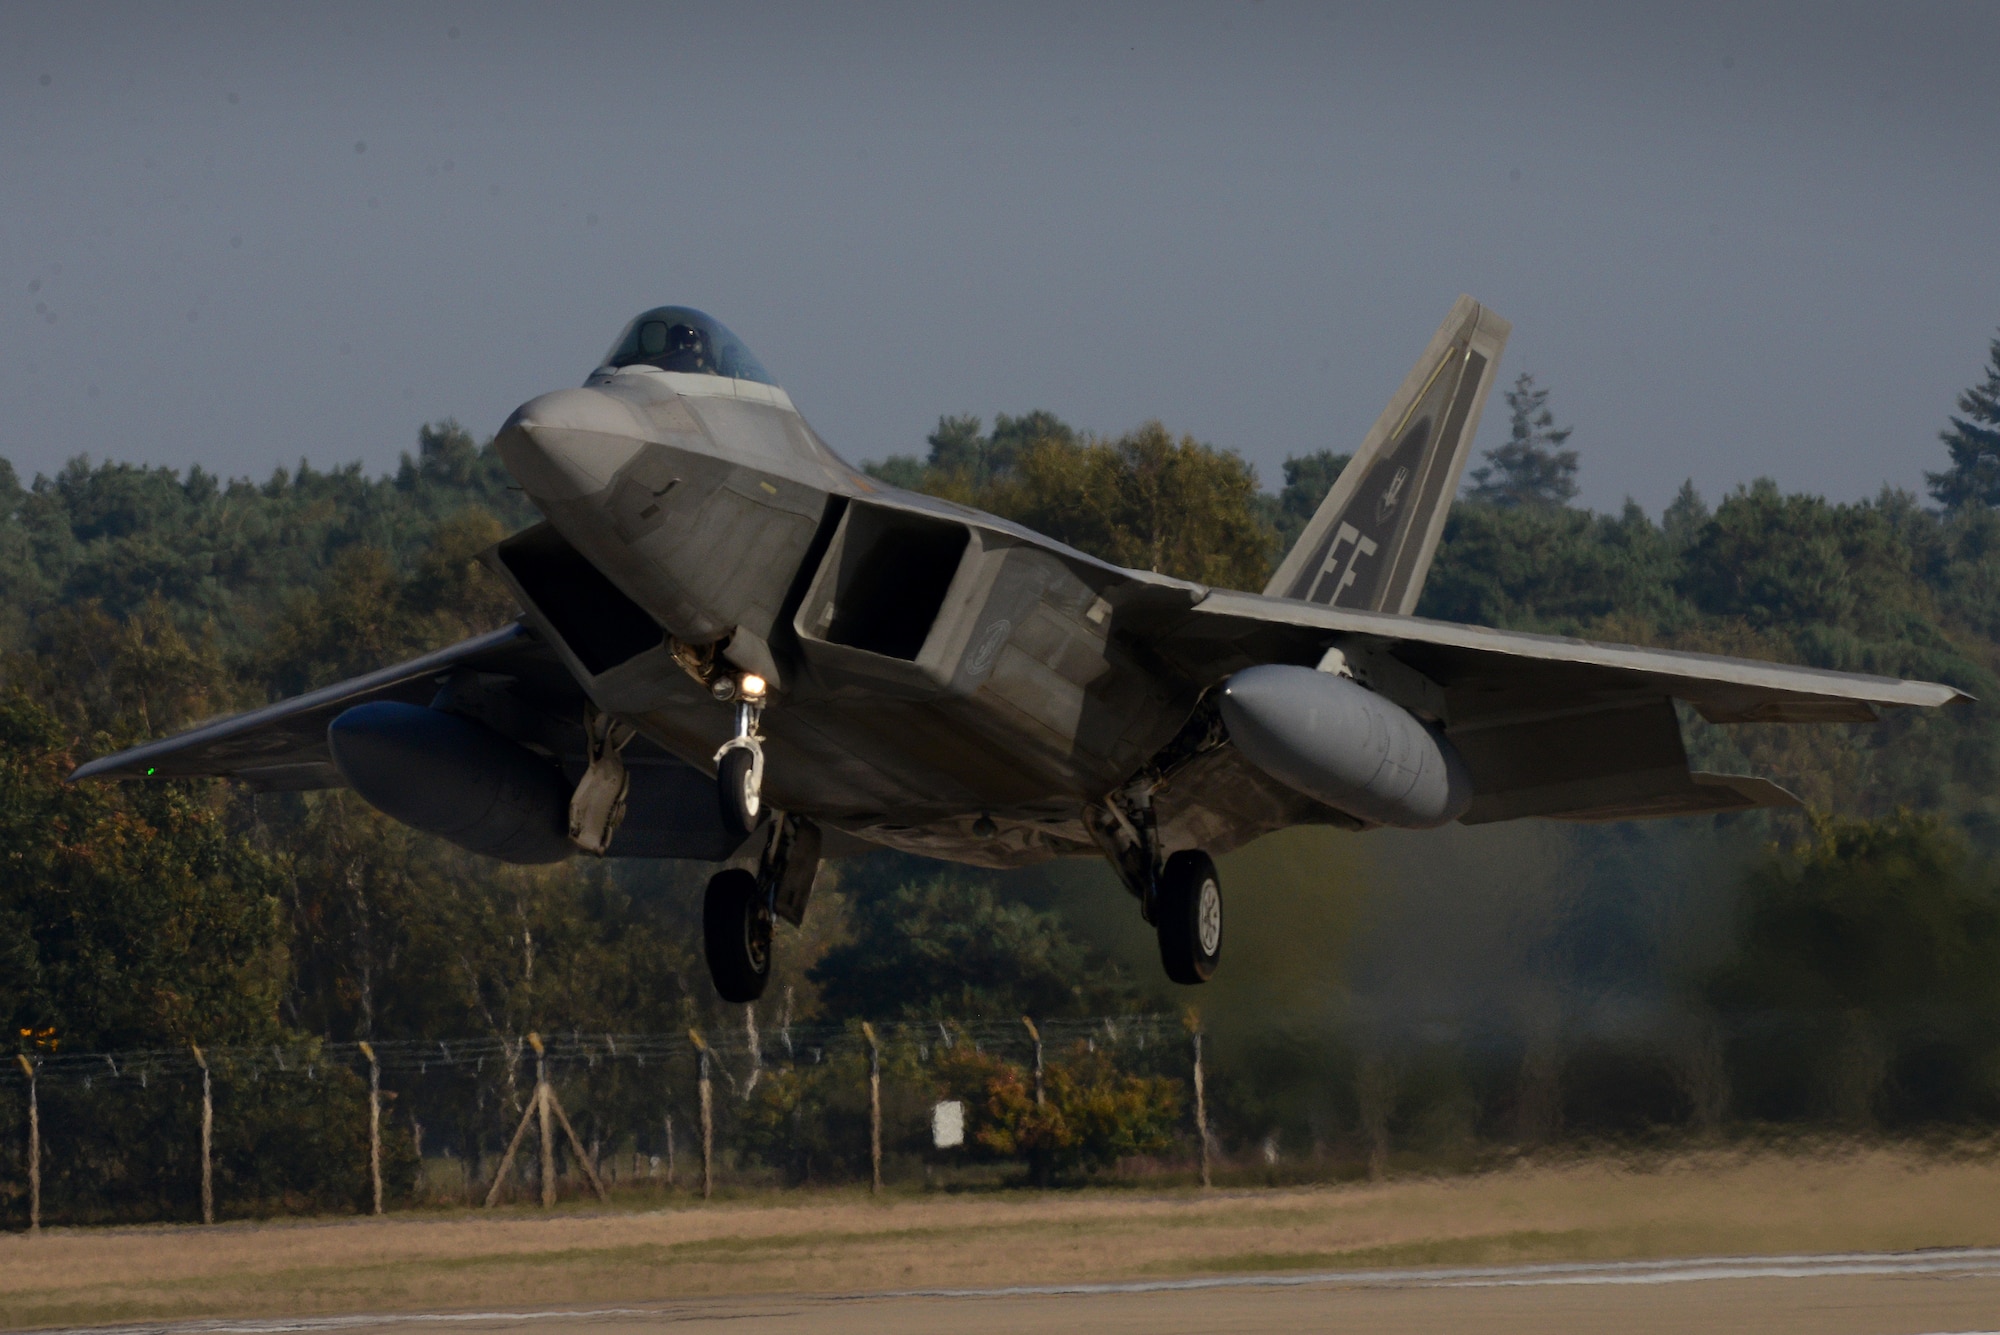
<box><xmin>1218</xmin><ymin>665</ymin><xmax>1471</xmax><ymax>829</ymax></box>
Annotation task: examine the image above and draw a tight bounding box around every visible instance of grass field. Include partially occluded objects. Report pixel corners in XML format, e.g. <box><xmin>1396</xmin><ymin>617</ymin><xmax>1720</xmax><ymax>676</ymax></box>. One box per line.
<box><xmin>6</xmin><ymin>1144</ymin><xmax>2000</xmax><ymax>1330</ymax></box>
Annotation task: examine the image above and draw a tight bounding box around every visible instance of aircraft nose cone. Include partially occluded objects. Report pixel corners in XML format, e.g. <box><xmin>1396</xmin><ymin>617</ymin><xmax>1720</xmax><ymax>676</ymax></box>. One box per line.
<box><xmin>493</xmin><ymin>388</ymin><xmax>653</xmax><ymax>502</ymax></box>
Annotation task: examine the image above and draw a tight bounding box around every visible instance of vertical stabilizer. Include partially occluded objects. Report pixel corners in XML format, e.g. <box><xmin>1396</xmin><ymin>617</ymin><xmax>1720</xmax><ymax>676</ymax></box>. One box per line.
<box><xmin>1265</xmin><ymin>297</ymin><xmax>1510</xmax><ymax>614</ymax></box>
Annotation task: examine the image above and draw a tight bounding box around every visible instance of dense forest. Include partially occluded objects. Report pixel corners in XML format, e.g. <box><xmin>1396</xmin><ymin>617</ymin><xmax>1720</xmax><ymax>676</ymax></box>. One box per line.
<box><xmin>4</xmin><ymin>334</ymin><xmax>2000</xmax><ymax>1216</ymax></box>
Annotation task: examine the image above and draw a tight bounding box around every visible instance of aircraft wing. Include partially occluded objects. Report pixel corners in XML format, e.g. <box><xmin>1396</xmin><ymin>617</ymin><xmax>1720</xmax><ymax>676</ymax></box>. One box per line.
<box><xmin>68</xmin><ymin>622</ymin><xmax>582</xmax><ymax>791</ymax></box>
<box><xmin>1134</xmin><ymin>584</ymin><xmax>1970</xmax><ymax>823</ymax></box>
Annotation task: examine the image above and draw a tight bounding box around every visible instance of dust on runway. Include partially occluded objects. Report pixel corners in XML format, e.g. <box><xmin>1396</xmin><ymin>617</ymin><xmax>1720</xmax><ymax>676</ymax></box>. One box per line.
<box><xmin>28</xmin><ymin>1252</ymin><xmax>2000</xmax><ymax>1335</ymax></box>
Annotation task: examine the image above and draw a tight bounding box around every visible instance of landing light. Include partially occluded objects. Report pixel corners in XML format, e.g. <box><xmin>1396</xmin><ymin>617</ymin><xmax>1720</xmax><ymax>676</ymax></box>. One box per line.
<box><xmin>739</xmin><ymin>673</ymin><xmax>768</xmax><ymax>700</ymax></box>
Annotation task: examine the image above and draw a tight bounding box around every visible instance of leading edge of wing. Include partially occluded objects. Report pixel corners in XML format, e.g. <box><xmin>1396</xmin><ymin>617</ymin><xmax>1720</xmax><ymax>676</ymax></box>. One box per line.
<box><xmin>68</xmin><ymin>622</ymin><xmax>538</xmax><ymax>785</ymax></box>
<box><xmin>1184</xmin><ymin>589</ymin><xmax>1973</xmax><ymax>715</ymax></box>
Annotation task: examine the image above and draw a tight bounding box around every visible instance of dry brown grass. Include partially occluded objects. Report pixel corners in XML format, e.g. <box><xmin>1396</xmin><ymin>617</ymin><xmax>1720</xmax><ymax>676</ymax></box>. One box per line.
<box><xmin>5</xmin><ymin>1144</ymin><xmax>2000</xmax><ymax>1330</ymax></box>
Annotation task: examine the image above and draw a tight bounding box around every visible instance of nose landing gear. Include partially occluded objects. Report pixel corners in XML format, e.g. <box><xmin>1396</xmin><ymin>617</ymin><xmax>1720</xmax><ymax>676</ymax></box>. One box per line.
<box><xmin>713</xmin><ymin>673</ymin><xmax>768</xmax><ymax>840</ymax></box>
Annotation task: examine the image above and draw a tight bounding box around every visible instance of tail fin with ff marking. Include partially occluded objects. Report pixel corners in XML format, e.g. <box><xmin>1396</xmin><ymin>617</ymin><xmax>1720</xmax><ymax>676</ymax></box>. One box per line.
<box><xmin>1265</xmin><ymin>296</ymin><xmax>1510</xmax><ymax>615</ymax></box>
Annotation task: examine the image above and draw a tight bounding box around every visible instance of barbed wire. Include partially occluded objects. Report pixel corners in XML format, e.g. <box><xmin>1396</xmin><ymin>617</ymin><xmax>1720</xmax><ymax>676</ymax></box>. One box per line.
<box><xmin>2</xmin><ymin>1014</ymin><xmax>1189</xmax><ymax>1090</ymax></box>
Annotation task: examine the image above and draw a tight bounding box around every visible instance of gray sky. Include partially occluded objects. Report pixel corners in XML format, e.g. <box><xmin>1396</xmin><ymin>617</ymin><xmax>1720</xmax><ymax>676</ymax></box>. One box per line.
<box><xmin>5</xmin><ymin>2</ymin><xmax>1996</xmax><ymax>515</ymax></box>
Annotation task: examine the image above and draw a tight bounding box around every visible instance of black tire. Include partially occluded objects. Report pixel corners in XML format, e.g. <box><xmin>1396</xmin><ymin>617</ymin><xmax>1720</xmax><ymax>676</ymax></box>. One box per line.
<box><xmin>1156</xmin><ymin>850</ymin><xmax>1222</xmax><ymax>985</ymax></box>
<box><xmin>717</xmin><ymin>746</ymin><xmax>762</xmax><ymax>840</ymax></box>
<box><xmin>703</xmin><ymin>867</ymin><xmax>772</xmax><ymax>1003</ymax></box>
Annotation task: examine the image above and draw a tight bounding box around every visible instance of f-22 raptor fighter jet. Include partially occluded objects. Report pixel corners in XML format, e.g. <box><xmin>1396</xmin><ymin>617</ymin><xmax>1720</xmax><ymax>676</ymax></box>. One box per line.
<box><xmin>75</xmin><ymin>298</ymin><xmax>1966</xmax><ymax>1002</ymax></box>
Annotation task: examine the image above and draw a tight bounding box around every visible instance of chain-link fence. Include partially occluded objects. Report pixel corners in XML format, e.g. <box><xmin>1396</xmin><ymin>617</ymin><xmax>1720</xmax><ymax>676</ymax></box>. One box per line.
<box><xmin>1</xmin><ymin>1014</ymin><xmax>1213</xmax><ymax>1228</ymax></box>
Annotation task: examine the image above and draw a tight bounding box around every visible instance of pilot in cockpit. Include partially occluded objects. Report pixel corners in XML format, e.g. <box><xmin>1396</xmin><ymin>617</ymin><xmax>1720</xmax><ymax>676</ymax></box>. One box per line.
<box><xmin>599</xmin><ymin>306</ymin><xmax>779</xmax><ymax>386</ymax></box>
<box><xmin>637</xmin><ymin>320</ymin><xmax>714</xmax><ymax>374</ymax></box>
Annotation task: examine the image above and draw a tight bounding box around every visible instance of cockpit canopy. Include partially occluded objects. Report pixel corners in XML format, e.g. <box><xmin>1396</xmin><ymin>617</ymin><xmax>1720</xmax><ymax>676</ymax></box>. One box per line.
<box><xmin>600</xmin><ymin>307</ymin><xmax>777</xmax><ymax>386</ymax></box>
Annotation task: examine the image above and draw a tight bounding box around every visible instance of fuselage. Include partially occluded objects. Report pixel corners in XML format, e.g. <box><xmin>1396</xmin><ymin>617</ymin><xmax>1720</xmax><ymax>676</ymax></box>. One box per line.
<box><xmin>490</xmin><ymin>355</ymin><xmax>1197</xmax><ymax>866</ymax></box>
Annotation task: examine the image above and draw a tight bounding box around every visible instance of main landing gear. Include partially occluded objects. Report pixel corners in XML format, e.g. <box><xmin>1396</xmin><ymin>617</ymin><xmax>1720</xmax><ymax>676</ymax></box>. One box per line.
<box><xmin>703</xmin><ymin>810</ymin><xmax>822</xmax><ymax>1005</ymax></box>
<box><xmin>1087</xmin><ymin>786</ymin><xmax>1223</xmax><ymax>985</ymax></box>
<box><xmin>1156</xmin><ymin>850</ymin><xmax>1223</xmax><ymax>985</ymax></box>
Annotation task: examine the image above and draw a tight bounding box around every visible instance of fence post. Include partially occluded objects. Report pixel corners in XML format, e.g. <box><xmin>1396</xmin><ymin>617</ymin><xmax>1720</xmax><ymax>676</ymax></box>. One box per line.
<box><xmin>541</xmin><ymin>1077</ymin><xmax>610</xmax><ymax>1203</ymax></box>
<box><xmin>359</xmin><ymin>1041</ymin><xmax>382</xmax><ymax>1216</ymax></box>
<box><xmin>1188</xmin><ymin>1013</ymin><xmax>1210</xmax><ymax>1189</ymax></box>
<box><xmin>529</xmin><ymin>1033</ymin><xmax>554</xmax><ymax>1207</ymax></box>
<box><xmin>483</xmin><ymin>1046</ymin><xmax>543</xmax><ymax>1208</ymax></box>
<box><xmin>1022</xmin><ymin>1017</ymin><xmax>1043</xmax><ymax>1106</ymax></box>
<box><xmin>862</xmin><ymin>1023</ymin><xmax>881</xmax><ymax>1195</ymax></box>
<box><xmin>16</xmin><ymin>1055</ymin><xmax>38</xmax><ymax>1235</ymax></box>
<box><xmin>690</xmin><ymin>1029</ymin><xmax>713</xmax><ymax>1200</ymax></box>
<box><xmin>664</xmin><ymin>1113</ymin><xmax>676</xmax><ymax>1187</ymax></box>
<box><xmin>191</xmin><ymin>1044</ymin><xmax>214</xmax><ymax>1223</ymax></box>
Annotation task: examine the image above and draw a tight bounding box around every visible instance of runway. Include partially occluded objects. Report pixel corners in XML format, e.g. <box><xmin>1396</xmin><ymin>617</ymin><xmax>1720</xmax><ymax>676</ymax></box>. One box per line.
<box><xmin>33</xmin><ymin>1249</ymin><xmax>2000</xmax><ymax>1335</ymax></box>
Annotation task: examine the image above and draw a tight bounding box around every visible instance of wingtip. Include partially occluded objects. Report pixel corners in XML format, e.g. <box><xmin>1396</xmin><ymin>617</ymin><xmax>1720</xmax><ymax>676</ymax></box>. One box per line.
<box><xmin>66</xmin><ymin>756</ymin><xmax>120</xmax><ymax>784</ymax></box>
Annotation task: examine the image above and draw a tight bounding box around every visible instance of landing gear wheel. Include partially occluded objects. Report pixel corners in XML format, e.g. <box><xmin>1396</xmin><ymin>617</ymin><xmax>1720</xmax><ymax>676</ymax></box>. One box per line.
<box><xmin>1156</xmin><ymin>850</ymin><xmax>1222</xmax><ymax>985</ymax></box>
<box><xmin>717</xmin><ymin>746</ymin><xmax>762</xmax><ymax>840</ymax></box>
<box><xmin>703</xmin><ymin>867</ymin><xmax>772</xmax><ymax>1003</ymax></box>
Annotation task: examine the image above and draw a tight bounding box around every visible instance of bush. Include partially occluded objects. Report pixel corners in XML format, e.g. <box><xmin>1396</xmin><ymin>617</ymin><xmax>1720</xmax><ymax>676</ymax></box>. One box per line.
<box><xmin>934</xmin><ymin>1041</ymin><xmax>1181</xmax><ymax>1180</ymax></box>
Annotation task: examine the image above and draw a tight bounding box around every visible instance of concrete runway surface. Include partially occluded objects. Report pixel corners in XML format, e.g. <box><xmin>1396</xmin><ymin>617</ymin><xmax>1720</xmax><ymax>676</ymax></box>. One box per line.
<box><xmin>31</xmin><ymin>1249</ymin><xmax>2000</xmax><ymax>1335</ymax></box>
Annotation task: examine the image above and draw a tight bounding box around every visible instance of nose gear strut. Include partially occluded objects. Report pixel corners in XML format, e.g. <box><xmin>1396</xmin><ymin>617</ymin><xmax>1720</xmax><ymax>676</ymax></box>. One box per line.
<box><xmin>714</xmin><ymin>673</ymin><xmax>769</xmax><ymax>840</ymax></box>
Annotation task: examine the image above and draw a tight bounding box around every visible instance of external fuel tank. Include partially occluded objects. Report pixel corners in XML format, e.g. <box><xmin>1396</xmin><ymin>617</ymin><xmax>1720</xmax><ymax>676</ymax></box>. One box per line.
<box><xmin>1218</xmin><ymin>664</ymin><xmax>1471</xmax><ymax>829</ymax></box>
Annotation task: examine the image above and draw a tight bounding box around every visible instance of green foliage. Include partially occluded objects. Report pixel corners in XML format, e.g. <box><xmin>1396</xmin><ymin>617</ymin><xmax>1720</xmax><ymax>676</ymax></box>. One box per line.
<box><xmin>1421</xmin><ymin>499</ymin><xmax>1682</xmax><ymax>634</ymax></box>
<box><xmin>991</xmin><ymin>424</ymin><xmax>1270</xmax><ymax>587</ymax></box>
<box><xmin>931</xmin><ymin>1040</ymin><xmax>1181</xmax><ymax>1177</ymax></box>
<box><xmin>812</xmin><ymin>867</ymin><xmax>1136</xmax><ymax>1020</ymax></box>
<box><xmin>11</xmin><ymin>1059</ymin><xmax>410</xmax><ymax>1224</ymax></box>
<box><xmin>259</xmin><ymin>509</ymin><xmax>518</xmax><ymax>696</ymax></box>
<box><xmin>275</xmin><ymin>792</ymin><xmax>752</xmax><ymax>1043</ymax></box>
<box><xmin>867</xmin><ymin>412</ymin><xmax>1271</xmax><ymax>589</ymax></box>
<box><xmin>0</xmin><ymin>422</ymin><xmax>531</xmax><ymax>666</ymax></box>
<box><xmin>868</xmin><ymin>412</ymin><xmax>1079</xmax><ymax>496</ymax></box>
<box><xmin>1716</xmin><ymin>813</ymin><xmax>2000</xmax><ymax>1018</ymax></box>
<box><xmin>0</xmin><ymin>691</ymin><xmax>287</xmax><ymax>1051</ymax></box>
<box><xmin>734</xmin><ymin>1029</ymin><xmax>945</xmax><ymax>1184</ymax></box>
<box><xmin>1709</xmin><ymin>812</ymin><xmax>2000</xmax><ymax>1125</ymax></box>
<box><xmin>1926</xmin><ymin>333</ymin><xmax>2000</xmax><ymax>509</ymax></box>
<box><xmin>736</xmin><ymin>1045</ymin><xmax>878</xmax><ymax>1183</ymax></box>
<box><xmin>1465</xmin><ymin>373</ymin><xmax>1577</xmax><ymax>509</ymax></box>
<box><xmin>1680</xmin><ymin>480</ymin><xmax>1915</xmax><ymax>638</ymax></box>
